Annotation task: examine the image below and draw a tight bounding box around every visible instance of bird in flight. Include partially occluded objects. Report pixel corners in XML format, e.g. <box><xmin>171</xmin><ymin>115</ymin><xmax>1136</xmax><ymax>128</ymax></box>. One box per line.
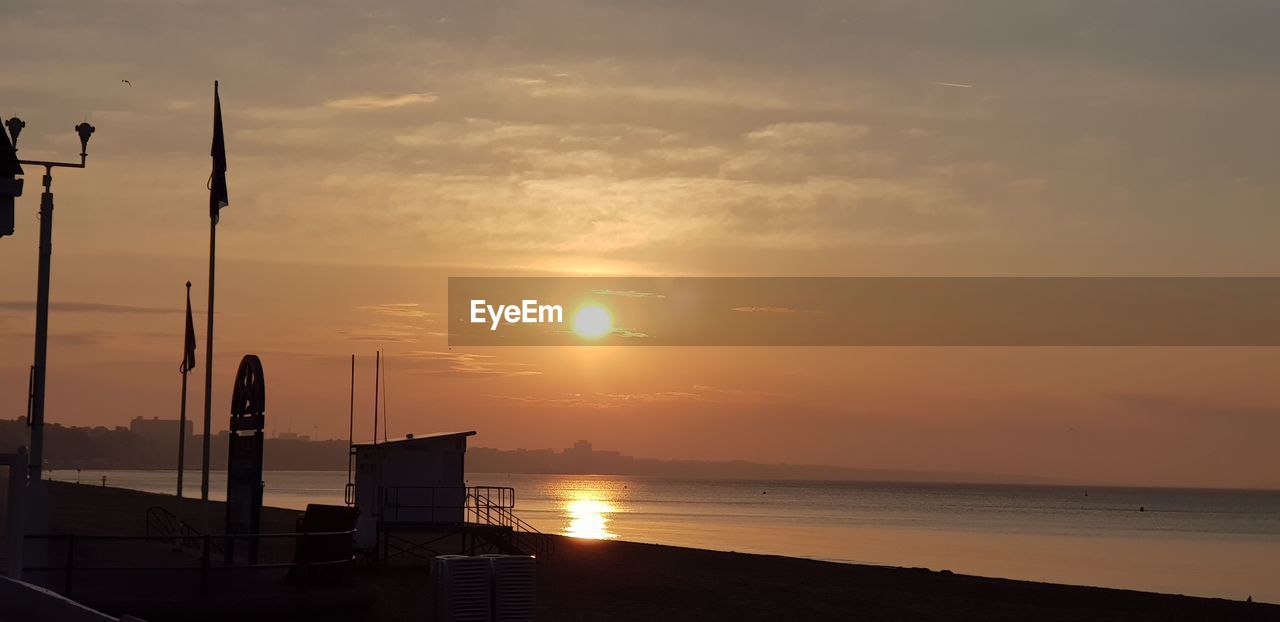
<box><xmin>121</xmin><ymin>79</ymin><xmax>132</xmax><ymax>87</ymax></box>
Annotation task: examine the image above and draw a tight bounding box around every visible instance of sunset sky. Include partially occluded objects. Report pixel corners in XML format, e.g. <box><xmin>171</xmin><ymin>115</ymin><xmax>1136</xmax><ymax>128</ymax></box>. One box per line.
<box><xmin>2</xmin><ymin>1</ymin><xmax>1278</xmax><ymax>488</ymax></box>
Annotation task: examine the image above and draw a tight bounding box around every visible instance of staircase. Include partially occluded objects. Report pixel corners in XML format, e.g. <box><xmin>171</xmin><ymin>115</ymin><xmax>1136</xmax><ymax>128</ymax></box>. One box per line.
<box><xmin>466</xmin><ymin>487</ymin><xmax>555</xmax><ymax>559</ymax></box>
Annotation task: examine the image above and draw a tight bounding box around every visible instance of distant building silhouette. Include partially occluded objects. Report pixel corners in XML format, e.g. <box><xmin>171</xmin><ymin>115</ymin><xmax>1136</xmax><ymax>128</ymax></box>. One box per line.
<box><xmin>129</xmin><ymin>416</ymin><xmax>192</xmax><ymax>453</ymax></box>
<box><xmin>563</xmin><ymin>439</ymin><xmax>622</xmax><ymax>472</ymax></box>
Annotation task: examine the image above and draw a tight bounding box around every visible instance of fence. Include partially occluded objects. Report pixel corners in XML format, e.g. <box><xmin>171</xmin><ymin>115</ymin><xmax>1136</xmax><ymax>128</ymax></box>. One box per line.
<box><xmin>18</xmin><ymin>529</ymin><xmax>354</xmax><ymax>599</ymax></box>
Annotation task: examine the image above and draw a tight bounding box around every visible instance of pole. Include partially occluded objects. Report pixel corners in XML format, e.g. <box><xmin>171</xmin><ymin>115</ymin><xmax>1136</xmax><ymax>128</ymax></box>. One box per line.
<box><xmin>372</xmin><ymin>350</ymin><xmax>380</xmax><ymax>445</ymax></box>
<box><xmin>200</xmin><ymin>217</ymin><xmax>216</xmax><ymax>532</ymax></box>
<box><xmin>178</xmin><ymin>370</ymin><xmax>189</xmax><ymax>484</ymax></box>
<box><xmin>179</xmin><ymin>284</ymin><xmax>190</xmax><ymax>499</ymax></box>
<box><xmin>346</xmin><ymin>354</ymin><xmax>355</xmax><ymax>486</ymax></box>
<box><xmin>29</xmin><ymin>172</ymin><xmax>53</xmax><ymax>486</ymax></box>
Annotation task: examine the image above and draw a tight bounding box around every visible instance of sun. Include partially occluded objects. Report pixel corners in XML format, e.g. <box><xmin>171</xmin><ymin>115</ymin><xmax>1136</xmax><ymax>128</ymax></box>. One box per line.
<box><xmin>572</xmin><ymin>304</ymin><xmax>612</xmax><ymax>339</ymax></box>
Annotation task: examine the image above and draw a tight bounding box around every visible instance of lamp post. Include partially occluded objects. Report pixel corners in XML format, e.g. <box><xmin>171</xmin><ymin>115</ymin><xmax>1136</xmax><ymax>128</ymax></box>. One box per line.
<box><xmin>3</xmin><ymin>117</ymin><xmax>95</xmax><ymax>489</ymax></box>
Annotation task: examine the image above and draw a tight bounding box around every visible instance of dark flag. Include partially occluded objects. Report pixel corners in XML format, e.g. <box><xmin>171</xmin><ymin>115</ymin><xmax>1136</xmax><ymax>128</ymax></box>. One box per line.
<box><xmin>208</xmin><ymin>81</ymin><xmax>229</xmax><ymax>223</ymax></box>
<box><xmin>181</xmin><ymin>284</ymin><xmax>197</xmax><ymax>373</ymax></box>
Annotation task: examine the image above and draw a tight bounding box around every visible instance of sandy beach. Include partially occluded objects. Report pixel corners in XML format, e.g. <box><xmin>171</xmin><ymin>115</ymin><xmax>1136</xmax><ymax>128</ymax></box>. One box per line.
<box><xmin>6</xmin><ymin>481</ymin><xmax>1274</xmax><ymax>621</ymax></box>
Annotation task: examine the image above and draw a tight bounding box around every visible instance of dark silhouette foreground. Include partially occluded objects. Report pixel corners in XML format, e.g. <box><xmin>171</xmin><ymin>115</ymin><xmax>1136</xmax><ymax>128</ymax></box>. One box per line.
<box><xmin>12</xmin><ymin>482</ymin><xmax>1278</xmax><ymax>622</ymax></box>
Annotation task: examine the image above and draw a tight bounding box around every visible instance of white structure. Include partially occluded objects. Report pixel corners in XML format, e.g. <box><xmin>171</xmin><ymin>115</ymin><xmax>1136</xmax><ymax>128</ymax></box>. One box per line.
<box><xmin>486</xmin><ymin>554</ymin><xmax>537</xmax><ymax>622</ymax></box>
<box><xmin>351</xmin><ymin>431</ymin><xmax>475</xmax><ymax>550</ymax></box>
<box><xmin>431</xmin><ymin>555</ymin><xmax>493</xmax><ymax>622</ymax></box>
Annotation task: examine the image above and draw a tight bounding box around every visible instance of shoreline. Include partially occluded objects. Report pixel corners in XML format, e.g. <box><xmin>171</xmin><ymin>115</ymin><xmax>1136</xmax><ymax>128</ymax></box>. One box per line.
<box><xmin>44</xmin><ymin>467</ymin><xmax>1280</xmax><ymax>494</ymax></box>
<box><xmin>36</xmin><ymin>470</ymin><xmax>1280</xmax><ymax>605</ymax></box>
<box><xmin>12</xmin><ymin>482</ymin><xmax>1278</xmax><ymax>620</ymax></box>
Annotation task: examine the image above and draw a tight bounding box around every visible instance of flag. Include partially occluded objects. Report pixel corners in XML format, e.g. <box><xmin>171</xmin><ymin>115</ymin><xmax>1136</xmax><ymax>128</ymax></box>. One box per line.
<box><xmin>208</xmin><ymin>81</ymin><xmax>229</xmax><ymax>223</ymax></box>
<box><xmin>181</xmin><ymin>285</ymin><xmax>197</xmax><ymax>373</ymax></box>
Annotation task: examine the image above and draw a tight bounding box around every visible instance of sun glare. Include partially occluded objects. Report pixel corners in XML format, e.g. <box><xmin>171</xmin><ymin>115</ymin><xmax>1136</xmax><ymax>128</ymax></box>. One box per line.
<box><xmin>565</xmin><ymin>498</ymin><xmax>618</xmax><ymax>540</ymax></box>
<box><xmin>572</xmin><ymin>304</ymin><xmax>612</xmax><ymax>339</ymax></box>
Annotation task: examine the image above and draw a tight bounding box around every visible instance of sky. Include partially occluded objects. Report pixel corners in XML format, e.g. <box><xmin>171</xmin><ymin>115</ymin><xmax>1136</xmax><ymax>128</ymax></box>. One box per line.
<box><xmin>1</xmin><ymin>0</ymin><xmax>1278</xmax><ymax>488</ymax></box>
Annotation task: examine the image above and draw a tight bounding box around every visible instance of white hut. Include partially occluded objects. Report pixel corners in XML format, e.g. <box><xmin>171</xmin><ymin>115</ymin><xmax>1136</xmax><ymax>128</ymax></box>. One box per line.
<box><xmin>351</xmin><ymin>431</ymin><xmax>476</xmax><ymax>550</ymax></box>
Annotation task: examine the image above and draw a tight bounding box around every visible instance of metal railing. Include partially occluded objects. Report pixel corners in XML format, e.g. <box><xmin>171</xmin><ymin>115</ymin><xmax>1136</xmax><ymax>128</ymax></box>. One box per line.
<box><xmin>21</xmin><ymin>529</ymin><xmax>355</xmax><ymax>599</ymax></box>
<box><xmin>144</xmin><ymin>505</ymin><xmax>223</xmax><ymax>554</ymax></box>
<box><xmin>379</xmin><ymin>486</ymin><xmax>554</xmax><ymax>558</ymax></box>
<box><xmin>469</xmin><ymin>488</ymin><xmax>555</xmax><ymax>559</ymax></box>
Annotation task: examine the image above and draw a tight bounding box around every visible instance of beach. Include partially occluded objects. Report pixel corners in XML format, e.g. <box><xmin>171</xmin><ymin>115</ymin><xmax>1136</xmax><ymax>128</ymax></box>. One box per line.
<box><xmin>9</xmin><ymin>481</ymin><xmax>1278</xmax><ymax>621</ymax></box>
<box><xmin>48</xmin><ymin>468</ymin><xmax>1280</xmax><ymax>603</ymax></box>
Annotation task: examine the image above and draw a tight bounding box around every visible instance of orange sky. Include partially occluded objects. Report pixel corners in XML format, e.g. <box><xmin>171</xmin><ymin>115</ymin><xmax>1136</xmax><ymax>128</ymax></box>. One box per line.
<box><xmin>2</xmin><ymin>1</ymin><xmax>1278</xmax><ymax>488</ymax></box>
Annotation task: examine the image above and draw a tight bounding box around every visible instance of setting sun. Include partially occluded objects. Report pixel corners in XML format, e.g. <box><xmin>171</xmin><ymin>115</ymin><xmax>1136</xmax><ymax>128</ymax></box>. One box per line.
<box><xmin>4</xmin><ymin>1</ymin><xmax>1279</xmax><ymax>617</ymax></box>
<box><xmin>565</xmin><ymin>498</ymin><xmax>618</xmax><ymax>540</ymax></box>
<box><xmin>572</xmin><ymin>304</ymin><xmax>612</xmax><ymax>339</ymax></box>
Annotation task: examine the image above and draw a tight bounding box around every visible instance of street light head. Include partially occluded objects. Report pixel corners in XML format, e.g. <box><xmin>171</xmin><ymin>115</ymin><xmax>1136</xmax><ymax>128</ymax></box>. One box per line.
<box><xmin>4</xmin><ymin>118</ymin><xmax>25</xmax><ymax>148</ymax></box>
<box><xmin>74</xmin><ymin>122</ymin><xmax>95</xmax><ymax>155</ymax></box>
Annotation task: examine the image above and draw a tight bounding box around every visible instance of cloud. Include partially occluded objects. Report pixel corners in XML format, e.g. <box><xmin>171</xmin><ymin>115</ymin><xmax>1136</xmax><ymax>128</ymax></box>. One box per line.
<box><xmin>745</xmin><ymin>122</ymin><xmax>870</xmax><ymax>148</ymax></box>
<box><xmin>482</xmin><ymin>384</ymin><xmax>775</xmax><ymax>410</ymax></box>
<box><xmin>1110</xmin><ymin>393</ymin><xmax>1280</xmax><ymax>424</ymax></box>
<box><xmin>398</xmin><ymin>350</ymin><xmax>541</xmax><ymax>377</ymax></box>
<box><xmin>336</xmin><ymin>322</ymin><xmax>435</xmax><ymax>343</ymax></box>
<box><xmin>357</xmin><ymin>303</ymin><xmax>435</xmax><ymax>319</ymax></box>
<box><xmin>730</xmin><ymin>306</ymin><xmax>821</xmax><ymax>314</ymax></box>
<box><xmin>591</xmin><ymin>289</ymin><xmax>666</xmax><ymax>299</ymax></box>
<box><xmin>610</xmin><ymin>328</ymin><xmax>651</xmax><ymax>339</ymax></box>
<box><xmin>325</xmin><ymin>92</ymin><xmax>439</xmax><ymax>110</ymax></box>
<box><xmin>0</xmin><ymin>301</ymin><xmax>181</xmax><ymax>315</ymax></box>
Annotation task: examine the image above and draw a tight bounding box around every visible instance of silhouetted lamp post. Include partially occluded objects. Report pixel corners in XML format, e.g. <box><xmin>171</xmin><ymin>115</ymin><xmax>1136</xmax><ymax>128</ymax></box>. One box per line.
<box><xmin>3</xmin><ymin>117</ymin><xmax>95</xmax><ymax>489</ymax></box>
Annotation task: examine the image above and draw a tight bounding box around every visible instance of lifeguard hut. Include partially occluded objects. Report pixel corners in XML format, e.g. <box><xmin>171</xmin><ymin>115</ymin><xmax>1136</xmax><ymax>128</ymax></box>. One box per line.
<box><xmin>349</xmin><ymin>431</ymin><xmax>552</xmax><ymax>561</ymax></box>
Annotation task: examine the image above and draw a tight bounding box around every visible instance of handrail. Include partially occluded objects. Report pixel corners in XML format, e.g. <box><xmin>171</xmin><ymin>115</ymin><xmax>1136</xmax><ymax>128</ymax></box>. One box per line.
<box><xmin>22</xmin><ymin>529</ymin><xmax>357</xmax><ymax>599</ymax></box>
<box><xmin>145</xmin><ymin>505</ymin><xmax>223</xmax><ymax>554</ymax></box>
<box><xmin>376</xmin><ymin>485</ymin><xmax>554</xmax><ymax>558</ymax></box>
<box><xmin>467</xmin><ymin>488</ymin><xmax>555</xmax><ymax>558</ymax></box>
<box><xmin>31</xmin><ymin>530</ymin><xmax>356</xmax><ymax>542</ymax></box>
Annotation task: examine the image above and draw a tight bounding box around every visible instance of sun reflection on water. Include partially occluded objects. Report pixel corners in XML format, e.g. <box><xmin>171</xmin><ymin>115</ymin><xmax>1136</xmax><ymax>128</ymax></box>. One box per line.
<box><xmin>564</xmin><ymin>495</ymin><xmax>619</xmax><ymax>540</ymax></box>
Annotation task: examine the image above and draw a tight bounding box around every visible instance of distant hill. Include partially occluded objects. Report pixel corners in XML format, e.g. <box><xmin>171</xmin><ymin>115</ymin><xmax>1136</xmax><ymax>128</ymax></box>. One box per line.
<box><xmin>0</xmin><ymin>418</ymin><xmax>1045</xmax><ymax>484</ymax></box>
<box><xmin>467</xmin><ymin>442</ymin><xmax>1052</xmax><ymax>484</ymax></box>
<box><xmin>0</xmin><ymin>417</ymin><xmax>346</xmax><ymax>471</ymax></box>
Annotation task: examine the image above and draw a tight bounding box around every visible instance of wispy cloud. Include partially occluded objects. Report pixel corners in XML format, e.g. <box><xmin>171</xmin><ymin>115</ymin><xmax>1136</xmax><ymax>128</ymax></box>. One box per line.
<box><xmin>1111</xmin><ymin>393</ymin><xmax>1279</xmax><ymax>423</ymax></box>
<box><xmin>591</xmin><ymin>289</ymin><xmax>666</xmax><ymax>299</ymax></box>
<box><xmin>730</xmin><ymin>306</ymin><xmax>822</xmax><ymax>314</ymax></box>
<box><xmin>482</xmin><ymin>384</ymin><xmax>777</xmax><ymax>410</ymax></box>
<box><xmin>0</xmin><ymin>301</ymin><xmax>180</xmax><ymax>315</ymax></box>
<box><xmin>398</xmin><ymin>350</ymin><xmax>541</xmax><ymax>377</ymax></box>
<box><xmin>358</xmin><ymin>303</ymin><xmax>435</xmax><ymax>319</ymax></box>
<box><xmin>325</xmin><ymin>92</ymin><xmax>439</xmax><ymax>110</ymax></box>
<box><xmin>745</xmin><ymin>122</ymin><xmax>869</xmax><ymax>148</ymax></box>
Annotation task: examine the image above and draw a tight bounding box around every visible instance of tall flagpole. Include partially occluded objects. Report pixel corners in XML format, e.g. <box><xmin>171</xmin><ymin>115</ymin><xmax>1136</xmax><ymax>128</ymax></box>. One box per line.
<box><xmin>201</xmin><ymin>80</ymin><xmax>228</xmax><ymax>534</ymax></box>
<box><xmin>200</xmin><ymin>203</ymin><xmax>216</xmax><ymax>529</ymax></box>
<box><xmin>201</xmin><ymin>198</ymin><xmax>216</xmax><ymax>532</ymax></box>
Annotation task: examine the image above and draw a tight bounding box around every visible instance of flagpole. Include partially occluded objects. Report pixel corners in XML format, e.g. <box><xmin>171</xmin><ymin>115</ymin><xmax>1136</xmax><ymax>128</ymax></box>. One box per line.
<box><xmin>178</xmin><ymin>367</ymin><xmax>188</xmax><ymax>496</ymax></box>
<box><xmin>201</xmin><ymin>211</ymin><xmax>216</xmax><ymax>533</ymax></box>
<box><xmin>178</xmin><ymin>282</ymin><xmax>191</xmax><ymax>497</ymax></box>
<box><xmin>176</xmin><ymin>279</ymin><xmax>193</xmax><ymax>547</ymax></box>
<box><xmin>200</xmin><ymin>79</ymin><xmax>227</xmax><ymax>535</ymax></box>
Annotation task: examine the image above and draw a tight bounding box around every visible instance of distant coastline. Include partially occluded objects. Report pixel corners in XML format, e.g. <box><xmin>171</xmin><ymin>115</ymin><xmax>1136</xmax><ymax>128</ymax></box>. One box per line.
<box><xmin>4</xmin><ymin>416</ymin><xmax>1062</xmax><ymax>484</ymax></box>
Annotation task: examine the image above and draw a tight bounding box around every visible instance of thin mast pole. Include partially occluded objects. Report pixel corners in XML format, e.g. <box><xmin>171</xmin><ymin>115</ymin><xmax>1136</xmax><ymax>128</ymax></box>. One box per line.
<box><xmin>346</xmin><ymin>354</ymin><xmax>355</xmax><ymax>488</ymax></box>
<box><xmin>177</xmin><ymin>282</ymin><xmax>191</xmax><ymax>498</ymax></box>
<box><xmin>381</xmin><ymin>353</ymin><xmax>389</xmax><ymax>442</ymax></box>
<box><xmin>200</xmin><ymin>213</ymin><xmax>216</xmax><ymax>533</ymax></box>
<box><xmin>29</xmin><ymin>176</ymin><xmax>54</xmax><ymax>486</ymax></box>
<box><xmin>178</xmin><ymin>370</ymin><xmax>188</xmax><ymax>495</ymax></box>
<box><xmin>372</xmin><ymin>350</ymin><xmax>380</xmax><ymax>445</ymax></box>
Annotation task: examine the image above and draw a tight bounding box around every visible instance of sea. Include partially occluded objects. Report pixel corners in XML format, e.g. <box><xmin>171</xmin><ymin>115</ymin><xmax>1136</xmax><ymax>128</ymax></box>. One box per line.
<box><xmin>47</xmin><ymin>469</ymin><xmax>1280</xmax><ymax>603</ymax></box>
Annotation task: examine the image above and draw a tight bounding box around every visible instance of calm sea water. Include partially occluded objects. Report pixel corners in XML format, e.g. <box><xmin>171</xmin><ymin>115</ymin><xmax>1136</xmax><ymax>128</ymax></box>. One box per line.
<box><xmin>48</xmin><ymin>469</ymin><xmax>1280</xmax><ymax>603</ymax></box>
